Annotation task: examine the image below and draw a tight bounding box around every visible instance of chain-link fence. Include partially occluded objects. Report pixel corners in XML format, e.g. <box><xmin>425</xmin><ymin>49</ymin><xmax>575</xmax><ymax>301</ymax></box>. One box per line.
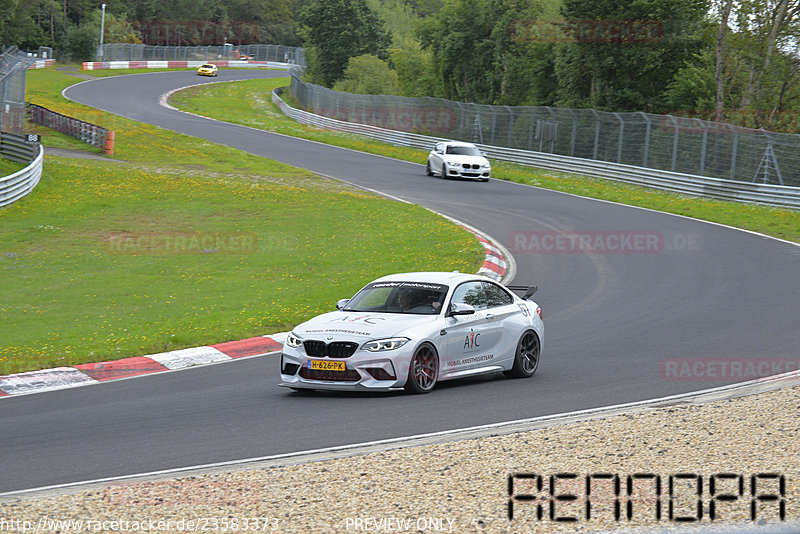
<box><xmin>0</xmin><ymin>47</ymin><xmax>35</xmax><ymax>134</ymax></box>
<box><xmin>97</xmin><ymin>43</ymin><xmax>305</xmax><ymax>65</ymax></box>
<box><xmin>290</xmin><ymin>68</ymin><xmax>797</xmax><ymax>187</ymax></box>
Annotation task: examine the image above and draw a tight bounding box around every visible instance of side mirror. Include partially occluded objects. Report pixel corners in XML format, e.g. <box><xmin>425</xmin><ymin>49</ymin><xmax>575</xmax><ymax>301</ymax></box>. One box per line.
<box><xmin>336</xmin><ymin>299</ymin><xmax>350</xmax><ymax>310</ymax></box>
<box><xmin>448</xmin><ymin>303</ymin><xmax>475</xmax><ymax>317</ymax></box>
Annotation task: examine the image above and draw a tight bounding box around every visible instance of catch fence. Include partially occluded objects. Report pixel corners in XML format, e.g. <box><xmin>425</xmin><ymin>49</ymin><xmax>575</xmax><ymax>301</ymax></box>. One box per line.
<box><xmin>97</xmin><ymin>43</ymin><xmax>304</xmax><ymax>65</ymax></box>
<box><xmin>0</xmin><ymin>47</ymin><xmax>36</xmax><ymax>134</ymax></box>
<box><xmin>290</xmin><ymin>68</ymin><xmax>797</xmax><ymax>187</ymax></box>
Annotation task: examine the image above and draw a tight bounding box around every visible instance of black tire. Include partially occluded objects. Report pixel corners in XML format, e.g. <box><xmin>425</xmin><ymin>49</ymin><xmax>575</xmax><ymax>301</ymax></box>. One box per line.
<box><xmin>441</xmin><ymin>164</ymin><xmax>448</xmax><ymax>179</ymax></box>
<box><xmin>405</xmin><ymin>343</ymin><xmax>439</xmax><ymax>393</ymax></box>
<box><xmin>426</xmin><ymin>161</ymin><xmax>434</xmax><ymax>176</ymax></box>
<box><xmin>504</xmin><ymin>331</ymin><xmax>540</xmax><ymax>378</ymax></box>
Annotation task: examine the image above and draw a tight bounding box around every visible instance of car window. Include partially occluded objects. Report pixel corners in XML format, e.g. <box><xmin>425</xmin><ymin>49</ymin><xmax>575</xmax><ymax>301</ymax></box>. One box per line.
<box><xmin>450</xmin><ymin>281</ymin><xmax>487</xmax><ymax>311</ymax></box>
<box><xmin>345</xmin><ymin>281</ymin><xmax>448</xmax><ymax>315</ymax></box>
<box><xmin>448</xmin><ymin>146</ymin><xmax>482</xmax><ymax>156</ymax></box>
<box><xmin>483</xmin><ymin>282</ymin><xmax>513</xmax><ymax>308</ymax></box>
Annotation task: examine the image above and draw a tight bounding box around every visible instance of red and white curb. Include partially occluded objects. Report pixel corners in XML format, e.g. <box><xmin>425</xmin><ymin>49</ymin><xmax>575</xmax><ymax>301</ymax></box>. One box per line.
<box><xmin>476</xmin><ymin>236</ymin><xmax>508</xmax><ymax>280</ymax></box>
<box><xmin>0</xmin><ymin>334</ymin><xmax>287</xmax><ymax>398</ymax></box>
<box><xmin>0</xmin><ymin>225</ymin><xmax>511</xmax><ymax>398</ymax></box>
<box><xmin>28</xmin><ymin>59</ymin><xmax>55</xmax><ymax>69</ymax></box>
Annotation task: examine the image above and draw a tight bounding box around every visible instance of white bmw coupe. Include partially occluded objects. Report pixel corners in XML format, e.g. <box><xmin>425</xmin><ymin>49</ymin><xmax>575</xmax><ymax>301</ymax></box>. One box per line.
<box><xmin>426</xmin><ymin>141</ymin><xmax>491</xmax><ymax>181</ymax></box>
<box><xmin>279</xmin><ymin>271</ymin><xmax>543</xmax><ymax>393</ymax></box>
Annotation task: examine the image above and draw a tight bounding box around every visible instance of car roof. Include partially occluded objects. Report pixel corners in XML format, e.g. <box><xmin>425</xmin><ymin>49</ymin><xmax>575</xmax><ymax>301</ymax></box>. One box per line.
<box><xmin>369</xmin><ymin>271</ymin><xmax>494</xmax><ymax>287</ymax></box>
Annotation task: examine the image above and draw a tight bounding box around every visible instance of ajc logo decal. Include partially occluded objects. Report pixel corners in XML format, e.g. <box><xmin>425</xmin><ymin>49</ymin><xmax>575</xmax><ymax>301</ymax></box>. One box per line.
<box><xmin>464</xmin><ymin>328</ymin><xmax>480</xmax><ymax>350</ymax></box>
<box><xmin>330</xmin><ymin>315</ymin><xmax>386</xmax><ymax>325</ymax></box>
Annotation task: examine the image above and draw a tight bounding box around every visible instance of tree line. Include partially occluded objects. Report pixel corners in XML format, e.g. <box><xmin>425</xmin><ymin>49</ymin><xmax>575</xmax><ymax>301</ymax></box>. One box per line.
<box><xmin>304</xmin><ymin>0</ymin><xmax>800</xmax><ymax>132</ymax></box>
<box><xmin>0</xmin><ymin>0</ymin><xmax>303</xmax><ymax>61</ymax></box>
<box><xmin>2</xmin><ymin>0</ymin><xmax>797</xmax><ymax>132</ymax></box>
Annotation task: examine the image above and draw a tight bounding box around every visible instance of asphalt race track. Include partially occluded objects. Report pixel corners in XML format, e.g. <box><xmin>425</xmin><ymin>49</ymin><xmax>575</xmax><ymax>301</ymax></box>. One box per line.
<box><xmin>1</xmin><ymin>70</ymin><xmax>798</xmax><ymax>493</ymax></box>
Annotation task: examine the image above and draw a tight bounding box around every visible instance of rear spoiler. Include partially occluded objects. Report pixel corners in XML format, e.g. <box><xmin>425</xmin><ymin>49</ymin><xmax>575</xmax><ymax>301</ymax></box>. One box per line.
<box><xmin>506</xmin><ymin>285</ymin><xmax>538</xmax><ymax>300</ymax></box>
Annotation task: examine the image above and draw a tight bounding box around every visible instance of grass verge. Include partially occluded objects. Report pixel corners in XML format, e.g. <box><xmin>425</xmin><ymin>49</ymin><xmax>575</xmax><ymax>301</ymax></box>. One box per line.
<box><xmin>169</xmin><ymin>77</ymin><xmax>800</xmax><ymax>244</ymax></box>
<box><xmin>0</xmin><ymin>69</ymin><xmax>483</xmax><ymax>374</ymax></box>
<box><xmin>0</xmin><ymin>157</ymin><xmax>26</xmax><ymax>176</ymax></box>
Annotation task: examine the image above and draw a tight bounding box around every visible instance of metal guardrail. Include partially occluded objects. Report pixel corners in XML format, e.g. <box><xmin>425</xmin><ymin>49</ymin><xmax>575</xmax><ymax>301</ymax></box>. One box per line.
<box><xmin>272</xmin><ymin>88</ymin><xmax>800</xmax><ymax>209</ymax></box>
<box><xmin>0</xmin><ymin>132</ymin><xmax>43</xmax><ymax>208</ymax></box>
<box><xmin>27</xmin><ymin>104</ymin><xmax>115</xmax><ymax>155</ymax></box>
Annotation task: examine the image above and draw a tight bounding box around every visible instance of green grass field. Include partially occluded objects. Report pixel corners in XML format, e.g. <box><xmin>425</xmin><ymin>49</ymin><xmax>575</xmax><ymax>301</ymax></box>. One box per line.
<box><xmin>0</xmin><ymin>68</ymin><xmax>483</xmax><ymax>374</ymax></box>
<box><xmin>170</xmin><ymin>77</ymin><xmax>800</xmax><ymax>244</ymax></box>
<box><xmin>0</xmin><ymin>157</ymin><xmax>25</xmax><ymax>176</ymax></box>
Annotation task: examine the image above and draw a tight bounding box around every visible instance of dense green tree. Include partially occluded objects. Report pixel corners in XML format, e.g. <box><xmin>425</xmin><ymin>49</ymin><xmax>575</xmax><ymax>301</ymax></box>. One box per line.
<box><xmin>300</xmin><ymin>0</ymin><xmax>391</xmax><ymax>86</ymax></box>
<box><xmin>553</xmin><ymin>0</ymin><xmax>709</xmax><ymax>112</ymax></box>
<box><xmin>663</xmin><ymin>0</ymin><xmax>800</xmax><ymax>130</ymax></box>
<box><xmin>63</xmin><ymin>24</ymin><xmax>98</xmax><ymax>60</ymax></box>
<box><xmin>0</xmin><ymin>0</ymin><xmax>42</xmax><ymax>49</ymax></box>
<box><xmin>417</xmin><ymin>0</ymin><xmax>555</xmax><ymax>105</ymax></box>
<box><xmin>417</xmin><ymin>0</ymin><xmax>500</xmax><ymax>102</ymax></box>
<box><xmin>332</xmin><ymin>54</ymin><xmax>400</xmax><ymax>94</ymax></box>
<box><xmin>389</xmin><ymin>37</ymin><xmax>443</xmax><ymax>97</ymax></box>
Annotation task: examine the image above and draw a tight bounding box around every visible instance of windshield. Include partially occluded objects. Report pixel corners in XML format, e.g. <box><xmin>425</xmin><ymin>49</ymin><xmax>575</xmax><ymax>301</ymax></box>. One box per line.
<box><xmin>344</xmin><ymin>281</ymin><xmax>448</xmax><ymax>315</ymax></box>
<box><xmin>446</xmin><ymin>146</ymin><xmax>481</xmax><ymax>156</ymax></box>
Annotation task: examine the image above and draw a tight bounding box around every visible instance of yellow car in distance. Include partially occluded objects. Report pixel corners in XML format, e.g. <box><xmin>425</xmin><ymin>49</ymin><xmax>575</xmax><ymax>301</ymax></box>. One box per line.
<box><xmin>197</xmin><ymin>64</ymin><xmax>218</xmax><ymax>77</ymax></box>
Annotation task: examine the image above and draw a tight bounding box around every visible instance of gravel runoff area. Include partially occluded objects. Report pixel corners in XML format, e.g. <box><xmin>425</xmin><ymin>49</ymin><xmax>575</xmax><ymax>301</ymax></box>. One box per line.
<box><xmin>1</xmin><ymin>381</ymin><xmax>798</xmax><ymax>534</ymax></box>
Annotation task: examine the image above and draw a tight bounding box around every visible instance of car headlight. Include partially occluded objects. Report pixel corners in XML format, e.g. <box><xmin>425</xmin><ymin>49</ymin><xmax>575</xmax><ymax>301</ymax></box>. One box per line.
<box><xmin>286</xmin><ymin>332</ymin><xmax>303</xmax><ymax>348</ymax></box>
<box><xmin>447</xmin><ymin>160</ymin><xmax>460</xmax><ymax>166</ymax></box>
<box><xmin>482</xmin><ymin>163</ymin><xmax>491</xmax><ymax>168</ymax></box>
<box><xmin>362</xmin><ymin>337</ymin><xmax>410</xmax><ymax>352</ymax></box>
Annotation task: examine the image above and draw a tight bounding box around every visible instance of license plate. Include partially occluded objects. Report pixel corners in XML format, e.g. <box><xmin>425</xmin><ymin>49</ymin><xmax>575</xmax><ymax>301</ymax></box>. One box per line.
<box><xmin>307</xmin><ymin>360</ymin><xmax>345</xmax><ymax>371</ymax></box>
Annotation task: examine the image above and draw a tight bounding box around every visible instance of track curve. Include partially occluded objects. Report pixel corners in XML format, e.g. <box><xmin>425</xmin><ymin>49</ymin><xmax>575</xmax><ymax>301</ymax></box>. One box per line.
<box><xmin>1</xmin><ymin>69</ymin><xmax>798</xmax><ymax>493</ymax></box>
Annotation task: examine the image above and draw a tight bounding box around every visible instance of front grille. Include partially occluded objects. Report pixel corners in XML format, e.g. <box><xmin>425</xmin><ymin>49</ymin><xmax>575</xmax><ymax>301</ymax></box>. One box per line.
<box><xmin>299</xmin><ymin>367</ymin><xmax>361</xmax><ymax>382</ymax></box>
<box><xmin>303</xmin><ymin>340</ymin><xmax>359</xmax><ymax>358</ymax></box>
<box><xmin>462</xmin><ymin>163</ymin><xmax>480</xmax><ymax>169</ymax></box>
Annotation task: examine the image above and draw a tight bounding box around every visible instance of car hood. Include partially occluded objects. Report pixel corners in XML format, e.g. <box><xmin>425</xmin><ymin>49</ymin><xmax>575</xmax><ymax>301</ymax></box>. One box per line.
<box><xmin>446</xmin><ymin>154</ymin><xmax>489</xmax><ymax>165</ymax></box>
<box><xmin>293</xmin><ymin>311</ymin><xmax>439</xmax><ymax>341</ymax></box>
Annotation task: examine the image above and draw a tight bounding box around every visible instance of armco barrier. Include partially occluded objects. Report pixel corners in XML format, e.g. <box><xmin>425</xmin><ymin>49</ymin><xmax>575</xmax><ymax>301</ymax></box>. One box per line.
<box><xmin>272</xmin><ymin>88</ymin><xmax>800</xmax><ymax>209</ymax></box>
<box><xmin>26</xmin><ymin>104</ymin><xmax>114</xmax><ymax>155</ymax></box>
<box><xmin>0</xmin><ymin>132</ymin><xmax>43</xmax><ymax>208</ymax></box>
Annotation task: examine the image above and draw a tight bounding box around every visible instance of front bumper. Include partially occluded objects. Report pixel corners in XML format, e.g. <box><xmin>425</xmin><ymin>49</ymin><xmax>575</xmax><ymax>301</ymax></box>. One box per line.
<box><xmin>446</xmin><ymin>166</ymin><xmax>490</xmax><ymax>179</ymax></box>
<box><xmin>279</xmin><ymin>348</ymin><xmax>410</xmax><ymax>391</ymax></box>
